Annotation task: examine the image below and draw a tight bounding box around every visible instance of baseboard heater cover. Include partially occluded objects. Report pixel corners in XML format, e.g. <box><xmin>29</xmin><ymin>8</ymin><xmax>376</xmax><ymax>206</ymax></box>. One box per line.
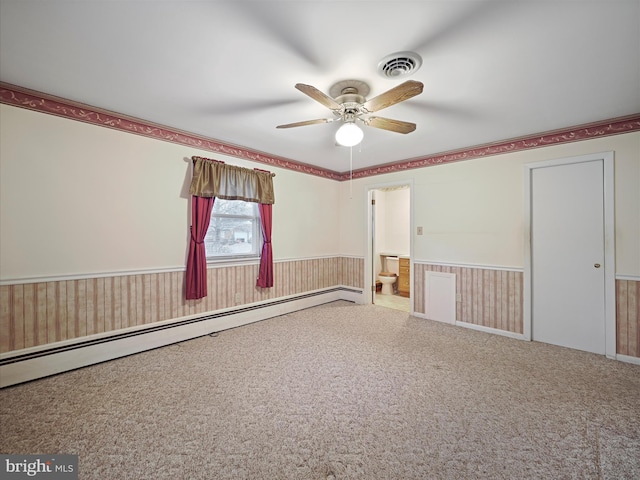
<box><xmin>1</xmin><ymin>286</ymin><xmax>363</xmax><ymax>388</ymax></box>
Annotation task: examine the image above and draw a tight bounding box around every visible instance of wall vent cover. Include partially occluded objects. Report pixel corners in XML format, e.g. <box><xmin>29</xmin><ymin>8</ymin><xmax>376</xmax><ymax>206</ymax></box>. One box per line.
<box><xmin>377</xmin><ymin>52</ymin><xmax>422</xmax><ymax>78</ymax></box>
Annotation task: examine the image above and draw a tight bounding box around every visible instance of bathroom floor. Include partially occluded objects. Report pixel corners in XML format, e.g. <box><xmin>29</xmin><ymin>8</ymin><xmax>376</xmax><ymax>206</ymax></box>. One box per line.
<box><xmin>374</xmin><ymin>293</ymin><xmax>410</xmax><ymax>312</ymax></box>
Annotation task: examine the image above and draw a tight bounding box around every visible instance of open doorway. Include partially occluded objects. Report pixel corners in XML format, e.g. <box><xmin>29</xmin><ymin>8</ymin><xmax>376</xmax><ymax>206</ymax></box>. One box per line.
<box><xmin>366</xmin><ymin>181</ymin><xmax>412</xmax><ymax>313</ymax></box>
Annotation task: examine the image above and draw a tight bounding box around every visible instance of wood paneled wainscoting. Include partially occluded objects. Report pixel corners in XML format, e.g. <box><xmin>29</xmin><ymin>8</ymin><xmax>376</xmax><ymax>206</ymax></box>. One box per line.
<box><xmin>413</xmin><ymin>263</ymin><xmax>524</xmax><ymax>335</ymax></box>
<box><xmin>413</xmin><ymin>263</ymin><xmax>640</xmax><ymax>362</ymax></box>
<box><xmin>0</xmin><ymin>256</ymin><xmax>366</xmax><ymax>354</ymax></box>
<box><xmin>0</xmin><ymin>256</ymin><xmax>365</xmax><ymax>386</ymax></box>
<box><xmin>617</xmin><ymin>279</ymin><xmax>640</xmax><ymax>359</ymax></box>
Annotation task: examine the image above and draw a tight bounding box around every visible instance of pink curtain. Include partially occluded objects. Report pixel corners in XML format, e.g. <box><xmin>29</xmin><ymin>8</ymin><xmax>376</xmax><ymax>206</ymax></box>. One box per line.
<box><xmin>256</xmin><ymin>203</ymin><xmax>273</xmax><ymax>288</ymax></box>
<box><xmin>185</xmin><ymin>195</ymin><xmax>215</xmax><ymax>300</ymax></box>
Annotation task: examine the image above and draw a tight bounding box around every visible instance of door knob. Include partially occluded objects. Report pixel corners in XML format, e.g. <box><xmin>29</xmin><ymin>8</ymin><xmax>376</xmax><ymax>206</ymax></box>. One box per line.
<box><xmin>594</xmin><ymin>263</ymin><xmax>601</xmax><ymax>268</ymax></box>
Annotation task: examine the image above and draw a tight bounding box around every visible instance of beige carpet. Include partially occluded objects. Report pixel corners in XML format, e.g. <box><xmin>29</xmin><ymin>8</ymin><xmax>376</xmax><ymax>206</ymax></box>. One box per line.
<box><xmin>1</xmin><ymin>301</ymin><xmax>639</xmax><ymax>479</ymax></box>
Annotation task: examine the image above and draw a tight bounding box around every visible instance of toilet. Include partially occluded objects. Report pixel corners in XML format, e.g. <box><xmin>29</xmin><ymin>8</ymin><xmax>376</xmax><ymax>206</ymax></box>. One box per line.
<box><xmin>378</xmin><ymin>256</ymin><xmax>399</xmax><ymax>295</ymax></box>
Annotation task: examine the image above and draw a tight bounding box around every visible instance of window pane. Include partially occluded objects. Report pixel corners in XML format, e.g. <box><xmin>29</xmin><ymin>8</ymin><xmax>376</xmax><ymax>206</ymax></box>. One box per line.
<box><xmin>213</xmin><ymin>199</ymin><xmax>256</xmax><ymax>216</ymax></box>
<box><xmin>205</xmin><ymin>199</ymin><xmax>261</xmax><ymax>259</ymax></box>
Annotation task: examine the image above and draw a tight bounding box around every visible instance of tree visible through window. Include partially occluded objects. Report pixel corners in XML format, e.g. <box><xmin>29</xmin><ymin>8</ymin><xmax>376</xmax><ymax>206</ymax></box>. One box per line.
<box><xmin>205</xmin><ymin>198</ymin><xmax>262</xmax><ymax>259</ymax></box>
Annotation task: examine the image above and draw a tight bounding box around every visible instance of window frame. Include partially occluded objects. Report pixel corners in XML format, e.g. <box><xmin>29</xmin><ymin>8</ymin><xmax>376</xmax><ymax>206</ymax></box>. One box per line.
<box><xmin>204</xmin><ymin>198</ymin><xmax>263</xmax><ymax>264</ymax></box>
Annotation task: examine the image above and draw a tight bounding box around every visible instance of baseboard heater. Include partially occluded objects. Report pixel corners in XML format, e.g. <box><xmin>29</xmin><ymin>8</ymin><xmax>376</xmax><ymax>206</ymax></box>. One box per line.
<box><xmin>1</xmin><ymin>286</ymin><xmax>363</xmax><ymax>388</ymax></box>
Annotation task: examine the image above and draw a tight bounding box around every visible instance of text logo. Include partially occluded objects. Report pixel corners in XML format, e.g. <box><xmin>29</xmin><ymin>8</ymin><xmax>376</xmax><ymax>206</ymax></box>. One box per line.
<box><xmin>1</xmin><ymin>455</ymin><xmax>78</xmax><ymax>479</ymax></box>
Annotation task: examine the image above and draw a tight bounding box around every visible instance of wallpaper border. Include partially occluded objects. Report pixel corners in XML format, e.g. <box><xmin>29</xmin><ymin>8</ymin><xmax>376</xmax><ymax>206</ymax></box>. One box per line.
<box><xmin>2</xmin><ymin>82</ymin><xmax>639</xmax><ymax>181</ymax></box>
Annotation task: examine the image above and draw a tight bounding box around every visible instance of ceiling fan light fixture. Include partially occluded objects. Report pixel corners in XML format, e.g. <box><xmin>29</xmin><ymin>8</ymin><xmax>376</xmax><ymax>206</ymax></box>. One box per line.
<box><xmin>335</xmin><ymin>122</ymin><xmax>364</xmax><ymax>147</ymax></box>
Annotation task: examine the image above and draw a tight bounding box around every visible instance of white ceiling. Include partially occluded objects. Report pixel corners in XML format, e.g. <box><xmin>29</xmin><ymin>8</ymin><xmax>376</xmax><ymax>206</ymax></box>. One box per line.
<box><xmin>1</xmin><ymin>0</ymin><xmax>639</xmax><ymax>174</ymax></box>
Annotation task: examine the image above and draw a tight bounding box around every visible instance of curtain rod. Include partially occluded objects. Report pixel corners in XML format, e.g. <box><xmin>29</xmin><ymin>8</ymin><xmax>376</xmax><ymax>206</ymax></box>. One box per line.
<box><xmin>191</xmin><ymin>155</ymin><xmax>275</xmax><ymax>176</ymax></box>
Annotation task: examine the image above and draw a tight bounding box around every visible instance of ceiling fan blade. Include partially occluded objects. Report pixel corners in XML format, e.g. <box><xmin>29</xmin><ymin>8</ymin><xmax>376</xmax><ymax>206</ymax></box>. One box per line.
<box><xmin>276</xmin><ymin>118</ymin><xmax>334</xmax><ymax>129</ymax></box>
<box><xmin>362</xmin><ymin>80</ymin><xmax>424</xmax><ymax>113</ymax></box>
<box><xmin>366</xmin><ymin>116</ymin><xmax>417</xmax><ymax>134</ymax></box>
<box><xmin>295</xmin><ymin>84</ymin><xmax>342</xmax><ymax>110</ymax></box>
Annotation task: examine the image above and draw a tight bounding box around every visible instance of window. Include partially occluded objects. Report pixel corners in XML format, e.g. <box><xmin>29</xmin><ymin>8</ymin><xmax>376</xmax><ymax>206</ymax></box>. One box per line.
<box><xmin>205</xmin><ymin>198</ymin><xmax>262</xmax><ymax>260</ymax></box>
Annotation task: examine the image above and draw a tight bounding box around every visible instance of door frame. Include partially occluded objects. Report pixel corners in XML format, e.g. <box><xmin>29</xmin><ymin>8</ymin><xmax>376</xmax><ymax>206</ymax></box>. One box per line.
<box><xmin>364</xmin><ymin>179</ymin><xmax>414</xmax><ymax>313</ymax></box>
<box><xmin>523</xmin><ymin>152</ymin><xmax>616</xmax><ymax>358</ymax></box>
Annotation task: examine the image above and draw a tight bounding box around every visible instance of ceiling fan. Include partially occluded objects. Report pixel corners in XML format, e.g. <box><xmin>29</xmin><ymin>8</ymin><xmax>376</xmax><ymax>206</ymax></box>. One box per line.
<box><xmin>276</xmin><ymin>79</ymin><xmax>424</xmax><ymax>146</ymax></box>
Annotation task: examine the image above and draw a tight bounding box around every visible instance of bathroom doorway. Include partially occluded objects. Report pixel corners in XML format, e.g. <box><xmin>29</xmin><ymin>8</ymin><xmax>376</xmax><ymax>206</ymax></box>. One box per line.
<box><xmin>366</xmin><ymin>181</ymin><xmax>412</xmax><ymax>313</ymax></box>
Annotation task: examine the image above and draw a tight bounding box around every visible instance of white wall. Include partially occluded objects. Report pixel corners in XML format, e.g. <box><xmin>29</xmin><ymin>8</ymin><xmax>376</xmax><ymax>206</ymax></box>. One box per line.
<box><xmin>2</xmin><ymin>103</ymin><xmax>637</xmax><ymax>282</ymax></box>
<box><xmin>372</xmin><ymin>190</ymin><xmax>385</xmax><ymax>274</ymax></box>
<box><xmin>339</xmin><ymin>132</ymin><xmax>640</xmax><ymax>275</ymax></box>
<box><xmin>372</xmin><ymin>187</ymin><xmax>410</xmax><ymax>276</ymax></box>
<box><xmin>0</xmin><ymin>104</ymin><xmax>341</xmax><ymax>281</ymax></box>
<box><xmin>381</xmin><ymin>188</ymin><xmax>410</xmax><ymax>256</ymax></box>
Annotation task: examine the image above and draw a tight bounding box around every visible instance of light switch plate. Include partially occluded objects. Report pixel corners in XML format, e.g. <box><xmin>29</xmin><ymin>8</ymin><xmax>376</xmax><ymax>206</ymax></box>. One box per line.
<box><xmin>417</xmin><ymin>226</ymin><xmax>423</xmax><ymax>235</ymax></box>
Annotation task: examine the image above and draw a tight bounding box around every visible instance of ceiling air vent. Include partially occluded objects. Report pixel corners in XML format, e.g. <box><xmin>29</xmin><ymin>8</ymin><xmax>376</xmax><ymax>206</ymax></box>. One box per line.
<box><xmin>377</xmin><ymin>52</ymin><xmax>422</xmax><ymax>78</ymax></box>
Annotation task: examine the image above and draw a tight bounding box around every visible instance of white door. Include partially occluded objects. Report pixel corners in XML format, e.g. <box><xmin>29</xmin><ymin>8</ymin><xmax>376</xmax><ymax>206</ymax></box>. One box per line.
<box><xmin>531</xmin><ymin>159</ymin><xmax>606</xmax><ymax>354</ymax></box>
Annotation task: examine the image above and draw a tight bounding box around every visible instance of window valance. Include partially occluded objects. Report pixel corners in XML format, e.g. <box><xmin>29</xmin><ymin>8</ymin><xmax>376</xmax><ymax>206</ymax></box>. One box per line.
<box><xmin>189</xmin><ymin>156</ymin><xmax>275</xmax><ymax>204</ymax></box>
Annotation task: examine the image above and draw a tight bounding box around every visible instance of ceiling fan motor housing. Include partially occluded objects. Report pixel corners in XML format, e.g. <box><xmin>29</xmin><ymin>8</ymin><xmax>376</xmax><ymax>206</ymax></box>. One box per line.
<box><xmin>329</xmin><ymin>80</ymin><xmax>370</xmax><ymax>101</ymax></box>
<box><xmin>333</xmin><ymin>85</ymin><xmax>370</xmax><ymax>118</ymax></box>
<box><xmin>335</xmin><ymin>93</ymin><xmax>366</xmax><ymax>106</ymax></box>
